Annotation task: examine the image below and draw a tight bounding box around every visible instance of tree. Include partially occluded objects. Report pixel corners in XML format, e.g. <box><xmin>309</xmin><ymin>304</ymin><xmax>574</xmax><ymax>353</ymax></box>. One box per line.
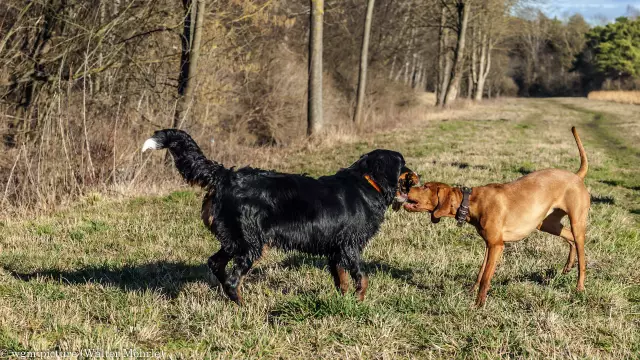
<box><xmin>626</xmin><ymin>5</ymin><xmax>640</xmax><ymax>20</ymax></box>
<box><xmin>512</xmin><ymin>9</ymin><xmax>550</xmax><ymax>96</ymax></box>
<box><xmin>470</xmin><ymin>0</ymin><xmax>502</xmax><ymax>101</ymax></box>
<box><xmin>353</xmin><ymin>0</ymin><xmax>375</xmax><ymax>124</ymax></box>
<box><xmin>470</xmin><ymin>0</ymin><xmax>515</xmax><ymax>101</ymax></box>
<box><xmin>558</xmin><ymin>15</ymin><xmax>590</xmax><ymax>71</ymax></box>
<box><xmin>590</xmin><ymin>18</ymin><xmax>640</xmax><ymax>78</ymax></box>
<box><xmin>470</xmin><ymin>16</ymin><xmax>491</xmax><ymax>101</ymax></box>
<box><xmin>173</xmin><ymin>0</ymin><xmax>205</xmax><ymax>129</ymax></box>
<box><xmin>443</xmin><ymin>0</ymin><xmax>471</xmax><ymax>106</ymax></box>
<box><xmin>308</xmin><ymin>0</ymin><xmax>324</xmax><ymax>136</ymax></box>
<box><xmin>574</xmin><ymin>17</ymin><xmax>640</xmax><ymax>91</ymax></box>
<box><xmin>436</xmin><ymin>3</ymin><xmax>453</xmax><ymax>106</ymax></box>
<box><xmin>539</xmin><ymin>14</ymin><xmax>589</xmax><ymax>94</ymax></box>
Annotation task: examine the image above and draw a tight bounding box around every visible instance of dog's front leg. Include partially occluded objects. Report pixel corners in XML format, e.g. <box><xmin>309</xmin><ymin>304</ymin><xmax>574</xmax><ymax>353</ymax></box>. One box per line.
<box><xmin>224</xmin><ymin>255</ymin><xmax>254</xmax><ymax>305</ymax></box>
<box><xmin>475</xmin><ymin>239</ymin><xmax>504</xmax><ymax>307</ymax></box>
<box><xmin>208</xmin><ymin>248</ymin><xmax>232</xmax><ymax>286</ymax></box>
<box><xmin>471</xmin><ymin>246</ymin><xmax>489</xmax><ymax>293</ymax></box>
<box><xmin>329</xmin><ymin>256</ymin><xmax>350</xmax><ymax>295</ymax></box>
<box><xmin>351</xmin><ymin>269</ymin><xmax>368</xmax><ymax>302</ymax></box>
<box><xmin>346</xmin><ymin>255</ymin><xmax>368</xmax><ymax>301</ymax></box>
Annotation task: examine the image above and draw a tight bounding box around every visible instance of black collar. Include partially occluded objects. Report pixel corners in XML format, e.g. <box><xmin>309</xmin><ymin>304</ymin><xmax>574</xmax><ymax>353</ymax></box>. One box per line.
<box><xmin>455</xmin><ymin>187</ymin><xmax>472</xmax><ymax>226</ymax></box>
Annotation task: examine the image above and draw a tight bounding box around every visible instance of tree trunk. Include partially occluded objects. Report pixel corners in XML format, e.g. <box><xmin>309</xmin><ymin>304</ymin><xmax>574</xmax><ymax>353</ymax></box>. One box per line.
<box><xmin>470</xmin><ymin>21</ymin><xmax>479</xmax><ymax>96</ymax></box>
<box><xmin>389</xmin><ymin>55</ymin><xmax>396</xmax><ymax>80</ymax></box>
<box><xmin>467</xmin><ymin>69</ymin><xmax>473</xmax><ymax>98</ymax></box>
<box><xmin>96</xmin><ymin>0</ymin><xmax>107</xmax><ymax>94</ymax></box>
<box><xmin>410</xmin><ymin>53</ymin><xmax>417</xmax><ymax>87</ymax></box>
<box><xmin>403</xmin><ymin>58</ymin><xmax>410</xmax><ymax>85</ymax></box>
<box><xmin>173</xmin><ymin>0</ymin><xmax>205</xmax><ymax>128</ymax></box>
<box><xmin>415</xmin><ymin>59</ymin><xmax>423</xmax><ymax>89</ymax></box>
<box><xmin>353</xmin><ymin>0</ymin><xmax>375</xmax><ymax>124</ymax></box>
<box><xmin>307</xmin><ymin>0</ymin><xmax>324</xmax><ymax>136</ymax></box>
<box><xmin>5</xmin><ymin>0</ymin><xmax>62</xmax><ymax>147</ymax></box>
<box><xmin>436</xmin><ymin>5</ymin><xmax>451</xmax><ymax>106</ymax></box>
<box><xmin>422</xmin><ymin>62</ymin><xmax>428</xmax><ymax>91</ymax></box>
<box><xmin>402</xmin><ymin>28</ymin><xmax>416</xmax><ymax>86</ymax></box>
<box><xmin>439</xmin><ymin>51</ymin><xmax>453</xmax><ymax>105</ymax></box>
<box><xmin>444</xmin><ymin>0</ymin><xmax>470</xmax><ymax>106</ymax></box>
<box><xmin>474</xmin><ymin>32</ymin><xmax>490</xmax><ymax>101</ymax></box>
<box><xmin>395</xmin><ymin>61</ymin><xmax>405</xmax><ymax>82</ymax></box>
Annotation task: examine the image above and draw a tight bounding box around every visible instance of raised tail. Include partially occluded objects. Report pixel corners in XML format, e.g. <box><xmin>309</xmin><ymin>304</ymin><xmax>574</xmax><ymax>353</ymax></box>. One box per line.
<box><xmin>571</xmin><ymin>126</ymin><xmax>588</xmax><ymax>180</ymax></box>
<box><xmin>142</xmin><ymin>129</ymin><xmax>223</xmax><ymax>188</ymax></box>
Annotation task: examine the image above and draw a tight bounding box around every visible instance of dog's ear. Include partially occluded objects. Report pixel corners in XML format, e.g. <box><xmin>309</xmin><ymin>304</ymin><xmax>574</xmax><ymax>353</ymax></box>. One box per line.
<box><xmin>431</xmin><ymin>185</ymin><xmax>453</xmax><ymax>223</ymax></box>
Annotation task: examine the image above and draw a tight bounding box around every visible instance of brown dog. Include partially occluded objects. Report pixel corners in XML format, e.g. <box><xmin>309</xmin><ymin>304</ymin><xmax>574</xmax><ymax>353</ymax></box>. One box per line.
<box><xmin>403</xmin><ymin>127</ymin><xmax>590</xmax><ymax>306</ymax></box>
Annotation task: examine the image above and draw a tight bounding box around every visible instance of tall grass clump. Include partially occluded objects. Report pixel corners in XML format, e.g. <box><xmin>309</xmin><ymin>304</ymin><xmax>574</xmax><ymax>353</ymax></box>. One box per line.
<box><xmin>587</xmin><ymin>91</ymin><xmax>640</xmax><ymax>105</ymax></box>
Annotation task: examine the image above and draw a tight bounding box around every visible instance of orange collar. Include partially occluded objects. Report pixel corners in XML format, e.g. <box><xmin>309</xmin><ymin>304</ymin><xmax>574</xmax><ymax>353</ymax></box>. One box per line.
<box><xmin>364</xmin><ymin>174</ymin><xmax>382</xmax><ymax>193</ymax></box>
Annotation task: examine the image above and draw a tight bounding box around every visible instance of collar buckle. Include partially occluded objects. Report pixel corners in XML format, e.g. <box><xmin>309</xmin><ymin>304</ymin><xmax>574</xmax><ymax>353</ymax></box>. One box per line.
<box><xmin>455</xmin><ymin>186</ymin><xmax>472</xmax><ymax>226</ymax></box>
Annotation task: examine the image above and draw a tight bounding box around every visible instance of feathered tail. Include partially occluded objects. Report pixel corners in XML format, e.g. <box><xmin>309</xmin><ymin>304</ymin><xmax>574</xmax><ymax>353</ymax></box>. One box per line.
<box><xmin>142</xmin><ymin>129</ymin><xmax>223</xmax><ymax>188</ymax></box>
<box><xmin>571</xmin><ymin>126</ymin><xmax>588</xmax><ymax>180</ymax></box>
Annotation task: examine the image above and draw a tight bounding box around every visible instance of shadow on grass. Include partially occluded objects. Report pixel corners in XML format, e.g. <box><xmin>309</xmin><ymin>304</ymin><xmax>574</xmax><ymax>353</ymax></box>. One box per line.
<box><xmin>591</xmin><ymin>194</ymin><xmax>615</xmax><ymax>205</ymax></box>
<box><xmin>280</xmin><ymin>253</ymin><xmax>415</xmax><ymax>282</ymax></box>
<box><xmin>600</xmin><ymin>180</ymin><xmax>622</xmax><ymax>187</ymax></box>
<box><xmin>517</xmin><ymin>267</ymin><xmax>558</xmax><ymax>286</ymax></box>
<box><xmin>515</xmin><ymin>167</ymin><xmax>534</xmax><ymax>176</ymax></box>
<box><xmin>599</xmin><ymin>180</ymin><xmax>640</xmax><ymax>192</ymax></box>
<box><xmin>6</xmin><ymin>254</ymin><xmax>417</xmax><ymax>299</ymax></box>
<box><xmin>495</xmin><ymin>266</ymin><xmax>578</xmax><ymax>288</ymax></box>
<box><xmin>449</xmin><ymin>162</ymin><xmax>489</xmax><ymax>171</ymax></box>
<box><xmin>7</xmin><ymin>261</ymin><xmax>211</xmax><ymax>299</ymax></box>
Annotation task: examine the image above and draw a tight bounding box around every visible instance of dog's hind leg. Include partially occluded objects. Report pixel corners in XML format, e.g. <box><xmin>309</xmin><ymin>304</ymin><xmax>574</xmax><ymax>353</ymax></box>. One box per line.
<box><xmin>537</xmin><ymin>210</ymin><xmax>576</xmax><ymax>274</ymax></box>
<box><xmin>569</xmin><ymin>210</ymin><xmax>588</xmax><ymax>292</ymax></box>
<box><xmin>208</xmin><ymin>248</ymin><xmax>232</xmax><ymax>286</ymax></box>
<box><xmin>329</xmin><ymin>255</ymin><xmax>350</xmax><ymax>295</ymax></box>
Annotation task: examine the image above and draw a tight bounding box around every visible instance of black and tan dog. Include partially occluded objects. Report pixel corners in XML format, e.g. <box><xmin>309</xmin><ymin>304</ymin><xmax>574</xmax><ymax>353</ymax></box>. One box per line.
<box><xmin>401</xmin><ymin>127</ymin><xmax>590</xmax><ymax>306</ymax></box>
<box><xmin>143</xmin><ymin>129</ymin><xmax>418</xmax><ymax>304</ymax></box>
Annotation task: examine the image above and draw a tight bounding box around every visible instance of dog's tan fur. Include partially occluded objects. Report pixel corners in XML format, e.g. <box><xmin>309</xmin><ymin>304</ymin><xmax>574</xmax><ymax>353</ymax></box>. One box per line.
<box><xmin>404</xmin><ymin>127</ymin><xmax>590</xmax><ymax>306</ymax></box>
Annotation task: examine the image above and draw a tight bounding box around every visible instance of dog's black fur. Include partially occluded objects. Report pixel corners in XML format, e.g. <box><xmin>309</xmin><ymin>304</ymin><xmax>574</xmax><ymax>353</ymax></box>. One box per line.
<box><xmin>143</xmin><ymin>129</ymin><xmax>414</xmax><ymax>304</ymax></box>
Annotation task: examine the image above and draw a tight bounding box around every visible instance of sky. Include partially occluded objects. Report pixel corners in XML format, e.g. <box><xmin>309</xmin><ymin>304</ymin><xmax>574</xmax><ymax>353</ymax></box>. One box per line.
<box><xmin>538</xmin><ymin>0</ymin><xmax>640</xmax><ymax>23</ymax></box>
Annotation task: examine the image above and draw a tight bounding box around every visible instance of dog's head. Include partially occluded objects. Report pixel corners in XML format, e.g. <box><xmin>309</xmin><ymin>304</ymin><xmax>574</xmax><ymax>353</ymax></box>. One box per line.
<box><xmin>392</xmin><ymin>169</ymin><xmax>420</xmax><ymax>211</ymax></box>
<box><xmin>403</xmin><ymin>182</ymin><xmax>457</xmax><ymax>223</ymax></box>
<box><xmin>348</xmin><ymin>149</ymin><xmax>418</xmax><ymax>205</ymax></box>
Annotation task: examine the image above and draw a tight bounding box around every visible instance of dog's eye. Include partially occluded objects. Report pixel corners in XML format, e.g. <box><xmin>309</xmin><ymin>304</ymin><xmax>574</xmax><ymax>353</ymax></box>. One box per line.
<box><xmin>397</xmin><ymin>176</ymin><xmax>412</xmax><ymax>194</ymax></box>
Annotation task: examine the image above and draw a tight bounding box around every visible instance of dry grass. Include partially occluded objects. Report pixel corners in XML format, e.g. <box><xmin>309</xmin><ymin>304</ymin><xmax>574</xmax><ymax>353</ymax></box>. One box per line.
<box><xmin>0</xmin><ymin>98</ymin><xmax>638</xmax><ymax>358</ymax></box>
<box><xmin>0</xmin><ymin>0</ymin><xmax>428</xmax><ymax>216</ymax></box>
<box><xmin>0</xmin><ymin>76</ymin><xmax>426</xmax><ymax>218</ymax></box>
<box><xmin>587</xmin><ymin>90</ymin><xmax>640</xmax><ymax>105</ymax></box>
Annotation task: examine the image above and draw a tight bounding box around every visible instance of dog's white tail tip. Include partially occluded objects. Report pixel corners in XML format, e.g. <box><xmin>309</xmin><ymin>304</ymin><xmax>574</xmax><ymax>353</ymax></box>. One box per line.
<box><xmin>142</xmin><ymin>138</ymin><xmax>159</xmax><ymax>152</ymax></box>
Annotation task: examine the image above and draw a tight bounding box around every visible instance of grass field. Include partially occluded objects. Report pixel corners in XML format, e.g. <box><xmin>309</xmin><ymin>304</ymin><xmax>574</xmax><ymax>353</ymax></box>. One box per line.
<box><xmin>0</xmin><ymin>98</ymin><xmax>639</xmax><ymax>359</ymax></box>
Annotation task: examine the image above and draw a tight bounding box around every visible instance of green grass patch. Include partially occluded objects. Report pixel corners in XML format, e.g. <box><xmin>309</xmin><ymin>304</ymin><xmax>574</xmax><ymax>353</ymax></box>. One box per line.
<box><xmin>270</xmin><ymin>294</ymin><xmax>372</xmax><ymax>324</ymax></box>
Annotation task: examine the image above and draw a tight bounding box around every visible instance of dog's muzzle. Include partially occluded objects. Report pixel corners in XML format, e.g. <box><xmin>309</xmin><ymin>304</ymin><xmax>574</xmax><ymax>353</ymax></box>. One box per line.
<box><xmin>392</xmin><ymin>167</ymin><xmax>419</xmax><ymax>211</ymax></box>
